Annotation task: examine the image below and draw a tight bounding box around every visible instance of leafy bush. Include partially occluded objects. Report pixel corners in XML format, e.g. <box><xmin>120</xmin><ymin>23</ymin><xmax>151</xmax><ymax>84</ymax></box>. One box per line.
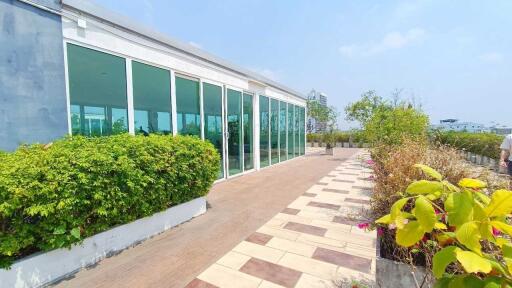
<box><xmin>345</xmin><ymin>90</ymin><xmax>430</xmax><ymax>147</ymax></box>
<box><xmin>432</xmin><ymin>131</ymin><xmax>503</xmax><ymax>159</ymax></box>
<box><xmin>0</xmin><ymin>134</ymin><xmax>220</xmax><ymax>268</ymax></box>
<box><xmin>375</xmin><ymin>165</ymin><xmax>512</xmax><ymax>287</ymax></box>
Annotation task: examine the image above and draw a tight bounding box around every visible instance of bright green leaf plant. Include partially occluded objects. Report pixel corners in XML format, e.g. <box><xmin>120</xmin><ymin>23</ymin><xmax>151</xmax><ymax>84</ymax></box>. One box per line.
<box><xmin>375</xmin><ymin>164</ymin><xmax>512</xmax><ymax>287</ymax></box>
<box><xmin>0</xmin><ymin>134</ymin><xmax>220</xmax><ymax>269</ymax></box>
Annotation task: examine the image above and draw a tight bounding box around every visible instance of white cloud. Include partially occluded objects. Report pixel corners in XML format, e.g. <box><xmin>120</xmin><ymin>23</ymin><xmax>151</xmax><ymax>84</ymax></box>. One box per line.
<box><xmin>480</xmin><ymin>52</ymin><xmax>504</xmax><ymax>63</ymax></box>
<box><xmin>339</xmin><ymin>28</ymin><xmax>426</xmax><ymax>57</ymax></box>
<box><xmin>338</xmin><ymin>45</ymin><xmax>357</xmax><ymax>58</ymax></box>
<box><xmin>188</xmin><ymin>41</ymin><xmax>203</xmax><ymax>49</ymax></box>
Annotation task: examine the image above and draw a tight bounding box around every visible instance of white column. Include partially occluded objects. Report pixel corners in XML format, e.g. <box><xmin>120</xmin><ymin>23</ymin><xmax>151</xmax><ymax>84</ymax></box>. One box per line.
<box><xmin>199</xmin><ymin>79</ymin><xmax>204</xmax><ymax>140</ymax></box>
<box><xmin>170</xmin><ymin>70</ymin><xmax>178</xmax><ymax>135</ymax></box>
<box><xmin>126</xmin><ymin>59</ymin><xmax>135</xmax><ymax>135</ymax></box>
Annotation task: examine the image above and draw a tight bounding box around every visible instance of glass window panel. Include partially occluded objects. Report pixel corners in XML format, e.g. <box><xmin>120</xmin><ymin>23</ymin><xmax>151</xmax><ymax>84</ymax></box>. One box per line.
<box><xmin>295</xmin><ymin>105</ymin><xmax>300</xmax><ymax>156</ymax></box>
<box><xmin>176</xmin><ymin>75</ymin><xmax>200</xmax><ymax>136</ymax></box>
<box><xmin>227</xmin><ymin>89</ymin><xmax>242</xmax><ymax>176</ymax></box>
<box><xmin>279</xmin><ymin>101</ymin><xmax>287</xmax><ymax>161</ymax></box>
<box><xmin>67</xmin><ymin>43</ymin><xmax>128</xmax><ymax>136</ymax></box>
<box><xmin>270</xmin><ymin>99</ymin><xmax>279</xmax><ymax>164</ymax></box>
<box><xmin>203</xmin><ymin>82</ymin><xmax>224</xmax><ymax>179</ymax></box>
<box><xmin>300</xmin><ymin>107</ymin><xmax>306</xmax><ymax>155</ymax></box>
<box><xmin>243</xmin><ymin>93</ymin><xmax>253</xmax><ymax>171</ymax></box>
<box><xmin>259</xmin><ymin>95</ymin><xmax>270</xmax><ymax>168</ymax></box>
<box><xmin>132</xmin><ymin>61</ymin><xmax>171</xmax><ymax>135</ymax></box>
<box><xmin>287</xmin><ymin>103</ymin><xmax>294</xmax><ymax>158</ymax></box>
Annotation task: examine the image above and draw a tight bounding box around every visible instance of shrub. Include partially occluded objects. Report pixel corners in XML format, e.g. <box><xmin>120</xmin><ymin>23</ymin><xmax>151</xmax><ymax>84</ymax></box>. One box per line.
<box><xmin>0</xmin><ymin>134</ymin><xmax>220</xmax><ymax>268</ymax></box>
<box><xmin>375</xmin><ymin>165</ymin><xmax>512</xmax><ymax>287</ymax></box>
<box><xmin>370</xmin><ymin>139</ymin><xmax>509</xmax><ymax>272</ymax></box>
<box><xmin>432</xmin><ymin>131</ymin><xmax>503</xmax><ymax>160</ymax></box>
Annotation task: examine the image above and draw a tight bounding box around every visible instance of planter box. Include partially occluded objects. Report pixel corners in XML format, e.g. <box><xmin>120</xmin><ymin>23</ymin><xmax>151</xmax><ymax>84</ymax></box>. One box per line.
<box><xmin>376</xmin><ymin>257</ymin><xmax>434</xmax><ymax>288</ymax></box>
<box><xmin>325</xmin><ymin>147</ymin><xmax>334</xmax><ymax>155</ymax></box>
<box><xmin>306</xmin><ymin>142</ymin><xmax>312</xmax><ymax>147</ymax></box>
<box><xmin>313</xmin><ymin>142</ymin><xmax>319</xmax><ymax>147</ymax></box>
<box><xmin>342</xmin><ymin>142</ymin><xmax>350</xmax><ymax>148</ymax></box>
<box><xmin>0</xmin><ymin>197</ymin><xmax>207</xmax><ymax>288</ymax></box>
<box><xmin>336</xmin><ymin>142</ymin><xmax>342</xmax><ymax>147</ymax></box>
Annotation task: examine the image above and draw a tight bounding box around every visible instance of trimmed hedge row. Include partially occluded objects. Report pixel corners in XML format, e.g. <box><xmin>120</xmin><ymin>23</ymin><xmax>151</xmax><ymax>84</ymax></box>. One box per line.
<box><xmin>306</xmin><ymin>131</ymin><xmax>366</xmax><ymax>144</ymax></box>
<box><xmin>432</xmin><ymin>131</ymin><xmax>503</xmax><ymax>159</ymax></box>
<box><xmin>0</xmin><ymin>134</ymin><xmax>220</xmax><ymax>268</ymax></box>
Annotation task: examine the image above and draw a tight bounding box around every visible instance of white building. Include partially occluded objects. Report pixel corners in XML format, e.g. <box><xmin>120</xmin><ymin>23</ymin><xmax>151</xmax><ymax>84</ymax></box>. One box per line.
<box><xmin>432</xmin><ymin>119</ymin><xmax>489</xmax><ymax>133</ymax></box>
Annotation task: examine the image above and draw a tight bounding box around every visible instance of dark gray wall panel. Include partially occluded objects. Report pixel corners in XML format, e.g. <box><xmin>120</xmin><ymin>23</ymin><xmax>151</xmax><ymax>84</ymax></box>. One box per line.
<box><xmin>0</xmin><ymin>0</ymin><xmax>67</xmax><ymax>151</ymax></box>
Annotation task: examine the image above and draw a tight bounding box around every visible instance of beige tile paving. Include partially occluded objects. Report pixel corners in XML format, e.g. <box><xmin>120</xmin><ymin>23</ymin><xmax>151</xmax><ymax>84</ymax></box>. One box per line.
<box><xmin>189</xmin><ymin>151</ymin><xmax>377</xmax><ymax>288</ymax></box>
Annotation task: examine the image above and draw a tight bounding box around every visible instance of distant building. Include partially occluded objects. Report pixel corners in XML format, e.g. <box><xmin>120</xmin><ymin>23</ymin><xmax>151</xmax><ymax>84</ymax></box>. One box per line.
<box><xmin>490</xmin><ymin>127</ymin><xmax>512</xmax><ymax>135</ymax></box>
<box><xmin>307</xmin><ymin>89</ymin><xmax>328</xmax><ymax>133</ymax></box>
<box><xmin>432</xmin><ymin>119</ymin><xmax>489</xmax><ymax>133</ymax></box>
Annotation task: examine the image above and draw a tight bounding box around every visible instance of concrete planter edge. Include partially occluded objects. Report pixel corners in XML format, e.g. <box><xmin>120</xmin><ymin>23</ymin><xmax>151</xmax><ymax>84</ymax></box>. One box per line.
<box><xmin>0</xmin><ymin>197</ymin><xmax>207</xmax><ymax>288</ymax></box>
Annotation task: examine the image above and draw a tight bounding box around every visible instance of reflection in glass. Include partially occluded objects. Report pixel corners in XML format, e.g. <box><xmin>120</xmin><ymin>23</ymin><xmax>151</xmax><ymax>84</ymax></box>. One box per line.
<box><xmin>295</xmin><ymin>105</ymin><xmax>300</xmax><ymax>156</ymax></box>
<box><xmin>176</xmin><ymin>76</ymin><xmax>200</xmax><ymax>136</ymax></box>
<box><xmin>132</xmin><ymin>61</ymin><xmax>171</xmax><ymax>135</ymax></box>
<box><xmin>243</xmin><ymin>93</ymin><xmax>253</xmax><ymax>170</ymax></box>
<box><xmin>287</xmin><ymin>103</ymin><xmax>294</xmax><ymax>158</ymax></box>
<box><xmin>279</xmin><ymin>101</ymin><xmax>287</xmax><ymax>161</ymax></box>
<box><xmin>259</xmin><ymin>96</ymin><xmax>270</xmax><ymax>168</ymax></box>
<box><xmin>270</xmin><ymin>99</ymin><xmax>279</xmax><ymax>164</ymax></box>
<box><xmin>299</xmin><ymin>107</ymin><xmax>305</xmax><ymax>155</ymax></box>
<box><xmin>227</xmin><ymin>89</ymin><xmax>242</xmax><ymax>176</ymax></box>
<box><xmin>203</xmin><ymin>82</ymin><xmax>224</xmax><ymax>179</ymax></box>
<box><xmin>67</xmin><ymin>43</ymin><xmax>128</xmax><ymax>136</ymax></box>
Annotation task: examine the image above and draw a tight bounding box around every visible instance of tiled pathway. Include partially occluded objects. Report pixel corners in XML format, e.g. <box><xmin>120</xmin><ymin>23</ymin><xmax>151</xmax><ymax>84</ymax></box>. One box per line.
<box><xmin>186</xmin><ymin>151</ymin><xmax>376</xmax><ymax>288</ymax></box>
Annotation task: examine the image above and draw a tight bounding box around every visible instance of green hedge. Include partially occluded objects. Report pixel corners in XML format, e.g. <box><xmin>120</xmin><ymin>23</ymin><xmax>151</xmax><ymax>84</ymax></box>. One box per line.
<box><xmin>432</xmin><ymin>131</ymin><xmax>503</xmax><ymax>159</ymax></box>
<box><xmin>0</xmin><ymin>134</ymin><xmax>220</xmax><ymax>268</ymax></box>
<box><xmin>306</xmin><ymin>131</ymin><xmax>366</xmax><ymax>144</ymax></box>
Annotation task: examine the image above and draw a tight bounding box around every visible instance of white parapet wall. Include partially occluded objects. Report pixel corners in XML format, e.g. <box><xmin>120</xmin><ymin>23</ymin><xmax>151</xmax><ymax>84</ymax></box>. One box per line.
<box><xmin>0</xmin><ymin>197</ymin><xmax>207</xmax><ymax>288</ymax></box>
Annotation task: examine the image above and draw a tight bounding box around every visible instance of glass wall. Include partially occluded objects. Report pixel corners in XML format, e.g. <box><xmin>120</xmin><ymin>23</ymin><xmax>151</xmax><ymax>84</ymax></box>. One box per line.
<box><xmin>279</xmin><ymin>101</ymin><xmax>287</xmax><ymax>161</ymax></box>
<box><xmin>300</xmin><ymin>107</ymin><xmax>305</xmax><ymax>155</ymax></box>
<box><xmin>203</xmin><ymin>82</ymin><xmax>224</xmax><ymax>178</ymax></box>
<box><xmin>259</xmin><ymin>96</ymin><xmax>270</xmax><ymax>168</ymax></box>
<box><xmin>132</xmin><ymin>61</ymin><xmax>171</xmax><ymax>135</ymax></box>
<box><xmin>67</xmin><ymin>44</ymin><xmax>128</xmax><ymax>136</ymax></box>
<box><xmin>243</xmin><ymin>93</ymin><xmax>254</xmax><ymax>170</ymax></box>
<box><xmin>294</xmin><ymin>105</ymin><xmax>300</xmax><ymax>156</ymax></box>
<box><xmin>176</xmin><ymin>75</ymin><xmax>200</xmax><ymax>136</ymax></box>
<box><xmin>227</xmin><ymin>89</ymin><xmax>242</xmax><ymax>176</ymax></box>
<box><xmin>270</xmin><ymin>99</ymin><xmax>279</xmax><ymax>164</ymax></box>
<box><xmin>287</xmin><ymin>103</ymin><xmax>294</xmax><ymax>158</ymax></box>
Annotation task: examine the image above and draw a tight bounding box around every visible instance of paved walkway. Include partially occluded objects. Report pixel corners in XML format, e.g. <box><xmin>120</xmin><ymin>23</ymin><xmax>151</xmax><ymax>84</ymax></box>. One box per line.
<box><xmin>55</xmin><ymin>148</ymin><xmax>361</xmax><ymax>288</ymax></box>
<box><xmin>185</xmin><ymin>151</ymin><xmax>376</xmax><ymax>288</ymax></box>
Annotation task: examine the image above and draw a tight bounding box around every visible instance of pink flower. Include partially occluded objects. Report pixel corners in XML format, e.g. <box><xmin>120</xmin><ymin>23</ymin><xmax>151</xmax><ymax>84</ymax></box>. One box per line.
<box><xmin>366</xmin><ymin>159</ymin><xmax>375</xmax><ymax>165</ymax></box>
<box><xmin>493</xmin><ymin>227</ymin><xmax>501</xmax><ymax>236</ymax></box>
<box><xmin>357</xmin><ymin>223</ymin><xmax>370</xmax><ymax>230</ymax></box>
<box><xmin>368</xmin><ymin>175</ymin><xmax>375</xmax><ymax>181</ymax></box>
<box><xmin>377</xmin><ymin>227</ymin><xmax>384</xmax><ymax>236</ymax></box>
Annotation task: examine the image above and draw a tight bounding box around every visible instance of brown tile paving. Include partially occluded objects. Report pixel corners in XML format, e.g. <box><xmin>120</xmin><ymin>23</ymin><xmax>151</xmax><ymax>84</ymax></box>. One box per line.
<box><xmin>245</xmin><ymin>232</ymin><xmax>273</xmax><ymax>245</ymax></box>
<box><xmin>53</xmin><ymin>148</ymin><xmax>360</xmax><ymax>288</ymax></box>
<box><xmin>312</xmin><ymin>247</ymin><xmax>372</xmax><ymax>273</ymax></box>
<box><xmin>322</xmin><ymin>188</ymin><xmax>349</xmax><ymax>194</ymax></box>
<box><xmin>184</xmin><ymin>278</ymin><xmax>218</xmax><ymax>288</ymax></box>
<box><xmin>316</xmin><ymin>182</ymin><xmax>328</xmax><ymax>185</ymax></box>
<box><xmin>307</xmin><ymin>201</ymin><xmax>341</xmax><ymax>211</ymax></box>
<box><xmin>326</xmin><ymin>174</ymin><xmax>336</xmax><ymax>177</ymax></box>
<box><xmin>337</xmin><ymin>172</ymin><xmax>359</xmax><ymax>176</ymax></box>
<box><xmin>281</xmin><ymin>208</ymin><xmax>300</xmax><ymax>215</ymax></box>
<box><xmin>332</xmin><ymin>216</ymin><xmax>361</xmax><ymax>226</ymax></box>
<box><xmin>303</xmin><ymin>192</ymin><xmax>317</xmax><ymax>197</ymax></box>
<box><xmin>345</xmin><ymin>167</ymin><xmax>363</xmax><ymax>170</ymax></box>
<box><xmin>345</xmin><ymin>198</ymin><xmax>370</xmax><ymax>205</ymax></box>
<box><xmin>332</xmin><ymin>179</ymin><xmax>355</xmax><ymax>183</ymax></box>
<box><xmin>283</xmin><ymin>221</ymin><xmax>327</xmax><ymax>236</ymax></box>
<box><xmin>239</xmin><ymin>258</ymin><xmax>302</xmax><ymax>288</ymax></box>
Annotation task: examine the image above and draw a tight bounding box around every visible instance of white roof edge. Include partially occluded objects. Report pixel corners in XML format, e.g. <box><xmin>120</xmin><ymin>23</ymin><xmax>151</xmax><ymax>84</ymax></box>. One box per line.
<box><xmin>60</xmin><ymin>0</ymin><xmax>307</xmax><ymax>100</ymax></box>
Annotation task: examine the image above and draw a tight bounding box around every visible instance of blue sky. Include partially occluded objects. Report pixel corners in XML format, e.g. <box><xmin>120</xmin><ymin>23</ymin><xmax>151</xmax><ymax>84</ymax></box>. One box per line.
<box><xmin>98</xmin><ymin>0</ymin><xmax>512</xmax><ymax>129</ymax></box>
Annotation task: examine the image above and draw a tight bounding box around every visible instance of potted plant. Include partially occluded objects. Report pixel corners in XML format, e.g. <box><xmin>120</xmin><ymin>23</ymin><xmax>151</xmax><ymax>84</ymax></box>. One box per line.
<box><xmin>307</xmin><ymin>99</ymin><xmax>338</xmax><ymax>155</ymax></box>
<box><xmin>323</xmin><ymin>132</ymin><xmax>335</xmax><ymax>155</ymax></box>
